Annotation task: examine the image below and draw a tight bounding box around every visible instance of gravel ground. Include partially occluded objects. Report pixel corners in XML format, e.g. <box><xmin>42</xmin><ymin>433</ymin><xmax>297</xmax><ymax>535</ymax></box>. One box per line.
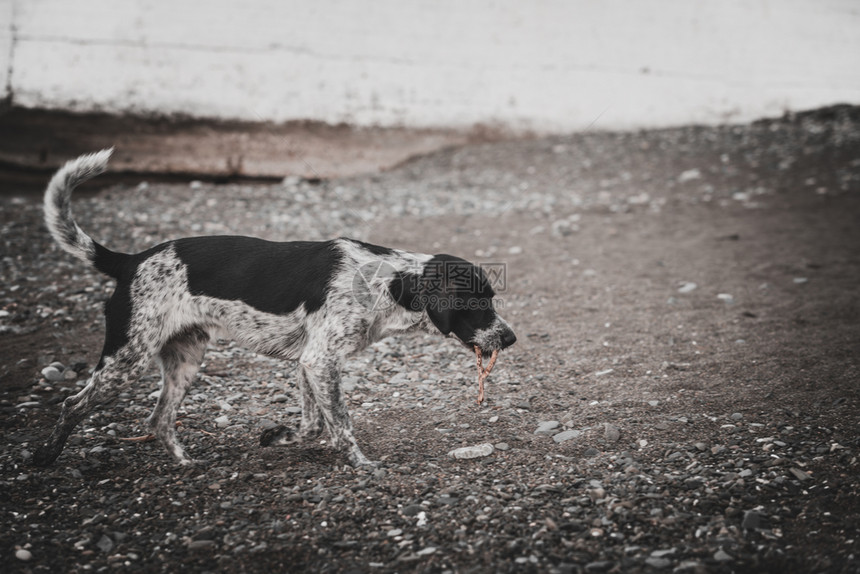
<box><xmin>1</xmin><ymin>106</ymin><xmax>859</xmax><ymax>573</ymax></box>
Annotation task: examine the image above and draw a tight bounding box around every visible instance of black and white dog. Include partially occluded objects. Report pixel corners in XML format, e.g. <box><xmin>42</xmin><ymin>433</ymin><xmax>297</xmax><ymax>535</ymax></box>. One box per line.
<box><xmin>33</xmin><ymin>150</ymin><xmax>516</xmax><ymax>468</ymax></box>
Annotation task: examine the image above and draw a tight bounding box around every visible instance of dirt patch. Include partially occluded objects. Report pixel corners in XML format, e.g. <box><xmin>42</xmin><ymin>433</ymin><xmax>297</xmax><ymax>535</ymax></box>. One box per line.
<box><xmin>0</xmin><ymin>107</ymin><xmax>511</xmax><ymax>194</ymax></box>
<box><xmin>1</xmin><ymin>106</ymin><xmax>859</xmax><ymax>573</ymax></box>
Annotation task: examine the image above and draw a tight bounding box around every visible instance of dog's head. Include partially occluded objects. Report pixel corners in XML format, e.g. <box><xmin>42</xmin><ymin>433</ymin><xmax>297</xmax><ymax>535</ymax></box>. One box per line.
<box><xmin>390</xmin><ymin>254</ymin><xmax>516</xmax><ymax>358</ymax></box>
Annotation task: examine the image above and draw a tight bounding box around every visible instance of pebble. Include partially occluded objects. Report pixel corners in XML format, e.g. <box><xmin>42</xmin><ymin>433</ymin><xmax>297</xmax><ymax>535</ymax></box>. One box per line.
<box><xmin>789</xmin><ymin>467</ymin><xmax>812</xmax><ymax>481</ymax></box>
<box><xmin>15</xmin><ymin>549</ymin><xmax>32</xmax><ymax>561</ymax></box>
<box><xmin>215</xmin><ymin>415</ymin><xmax>230</xmax><ymax>428</ymax></box>
<box><xmin>678</xmin><ymin>282</ymin><xmax>697</xmax><ymax>293</ymax></box>
<box><xmin>584</xmin><ymin>561</ymin><xmax>613</xmax><ymax>572</ymax></box>
<box><xmin>742</xmin><ymin>510</ymin><xmax>761</xmax><ymax>530</ymax></box>
<box><xmin>15</xmin><ymin>401</ymin><xmax>40</xmax><ymax>409</ymax></box>
<box><xmin>494</xmin><ymin>442</ymin><xmax>510</xmax><ymax>451</ymax></box>
<box><xmin>448</xmin><ymin>443</ymin><xmax>494</xmax><ymax>459</ymax></box>
<box><xmin>713</xmin><ymin>549</ymin><xmax>733</xmax><ymax>562</ymax></box>
<box><xmin>402</xmin><ymin>505</ymin><xmax>424</xmax><ymax>516</ymax></box>
<box><xmin>651</xmin><ymin>548</ymin><xmax>676</xmax><ymax>558</ymax></box>
<box><xmin>552</xmin><ymin>430</ymin><xmax>581</xmax><ymax>443</ymax></box>
<box><xmin>678</xmin><ymin>168</ymin><xmax>701</xmax><ymax>182</ymax></box>
<box><xmin>189</xmin><ymin>539</ymin><xmax>217</xmax><ymax>551</ymax></box>
<box><xmin>41</xmin><ymin>366</ymin><xmax>64</xmax><ymax>382</ymax></box>
<box><xmin>645</xmin><ymin>557</ymin><xmax>672</xmax><ymax>569</ymax></box>
<box><xmin>730</xmin><ymin>412</ymin><xmax>743</xmax><ymax>420</ymax></box>
<box><xmin>534</xmin><ymin>421</ymin><xmax>560</xmax><ymax>435</ymax></box>
<box><xmin>604</xmin><ymin>423</ymin><xmax>620</xmax><ymax>442</ymax></box>
<box><xmin>96</xmin><ymin>534</ymin><xmax>114</xmax><ymax>553</ymax></box>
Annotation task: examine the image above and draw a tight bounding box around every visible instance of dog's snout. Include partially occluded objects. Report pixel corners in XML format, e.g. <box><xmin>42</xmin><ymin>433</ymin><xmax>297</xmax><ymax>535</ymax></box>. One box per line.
<box><xmin>501</xmin><ymin>330</ymin><xmax>517</xmax><ymax>349</ymax></box>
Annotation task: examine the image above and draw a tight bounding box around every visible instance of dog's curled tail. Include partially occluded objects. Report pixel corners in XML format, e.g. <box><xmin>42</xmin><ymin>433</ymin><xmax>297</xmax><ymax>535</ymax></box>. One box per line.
<box><xmin>44</xmin><ymin>149</ymin><xmax>127</xmax><ymax>278</ymax></box>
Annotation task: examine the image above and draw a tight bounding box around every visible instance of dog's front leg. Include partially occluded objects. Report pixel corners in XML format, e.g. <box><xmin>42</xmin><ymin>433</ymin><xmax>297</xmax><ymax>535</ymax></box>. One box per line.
<box><xmin>259</xmin><ymin>366</ymin><xmax>324</xmax><ymax>448</ymax></box>
<box><xmin>300</xmin><ymin>354</ymin><xmax>375</xmax><ymax>468</ymax></box>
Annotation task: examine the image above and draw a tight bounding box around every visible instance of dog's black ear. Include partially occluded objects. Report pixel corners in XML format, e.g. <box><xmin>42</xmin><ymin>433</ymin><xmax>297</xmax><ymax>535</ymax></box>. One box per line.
<box><xmin>388</xmin><ymin>271</ymin><xmax>423</xmax><ymax>312</ymax></box>
<box><xmin>426</xmin><ymin>303</ymin><xmax>454</xmax><ymax>335</ymax></box>
<box><xmin>388</xmin><ymin>268</ymin><xmax>455</xmax><ymax>334</ymax></box>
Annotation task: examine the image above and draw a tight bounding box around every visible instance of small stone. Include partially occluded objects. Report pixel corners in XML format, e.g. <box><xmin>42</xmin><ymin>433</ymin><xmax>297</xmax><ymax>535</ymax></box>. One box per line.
<box><xmin>552</xmin><ymin>430</ymin><xmax>581</xmax><ymax>443</ymax></box>
<box><xmin>651</xmin><ymin>548</ymin><xmax>676</xmax><ymax>558</ymax></box>
<box><xmin>215</xmin><ymin>415</ymin><xmax>230</xmax><ymax>428</ymax></box>
<box><xmin>15</xmin><ymin>402</ymin><xmax>40</xmax><ymax>409</ymax></box>
<box><xmin>584</xmin><ymin>561</ymin><xmax>613</xmax><ymax>572</ymax></box>
<box><xmin>494</xmin><ymin>442</ymin><xmax>510</xmax><ymax>451</ymax></box>
<box><xmin>588</xmin><ymin>487</ymin><xmax>606</xmax><ymax>501</ymax></box>
<box><xmin>189</xmin><ymin>539</ymin><xmax>217</xmax><ymax>551</ymax></box>
<box><xmin>402</xmin><ymin>505</ymin><xmax>424</xmax><ymax>517</ymax></box>
<box><xmin>730</xmin><ymin>412</ymin><xmax>743</xmax><ymax>421</ymax></box>
<box><xmin>271</xmin><ymin>394</ymin><xmax>290</xmax><ymax>403</ymax></box>
<box><xmin>41</xmin><ymin>366</ymin><xmax>64</xmax><ymax>382</ymax></box>
<box><xmin>508</xmin><ymin>246</ymin><xmax>523</xmax><ymax>255</ymax></box>
<box><xmin>789</xmin><ymin>467</ymin><xmax>811</xmax><ymax>481</ymax></box>
<box><xmin>584</xmin><ymin>447</ymin><xmax>600</xmax><ymax>457</ymax></box>
<box><xmin>793</xmin><ymin>277</ymin><xmax>808</xmax><ymax>284</ymax></box>
<box><xmin>648</xmin><ymin>400</ymin><xmax>659</xmax><ymax>407</ymax></box>
<box><xmin>604</xmin><ymin>423</ymin><xmax>620</xmax><ymax>442</ymax></box>
<box><xmin>15</xmin><ymin>549</ymin><xmax>32</xmax><ymax>561</ymax></box>
<box><xmin>387</xmin><ymin>528</ymin><xmax>402</xmax><ymax>537</ymax></box>
<box><xmin>694</xmin><ymin>442</ymin><xmax>707</xmax><ymax>451</ymax></box>
<box><xmin>717</xmin><ymin>293</ymin><xmax>734</xmax><ymax>303</ymax></box>
<box><xmin>678</xmin><ymin>282</ymin><xmax>697</xmax><ymax>294</ymax></box>
<box><xmin>96</xmin><ymin>535</ymin><xmax>114</xmax><ymax>553</ymax></box>
<box><xmin>742</xmin><ymin>510</ymin><xmax>761</xmax><ymax>530</ymax></box>
<box><xmin>448</xmin><ymin>443</ymin><xmax>494</xmax><ymax>459</ymax></box>
<box><xmin>645</xmin><ymin>557</ymin><xmax>671</xmax><ymax>569</ymax></box>
<box><xmin>535</xmin><ymin>421</ymin><xmax>560</xmax><ymax>435</ymax></box>
<box><xmin>713</xmin><ymin>549</ymin><xmax>733</xmax><ymax>562</ymax></box>
<box><xmin>416</xmin><ymin>547</ymin><xmax>436</xmax><ymax>556</ymax></box>
<box><xmin>678</xmin><ymin>168</ymin><xmax>701</xmax><ymax>182</ymax></box>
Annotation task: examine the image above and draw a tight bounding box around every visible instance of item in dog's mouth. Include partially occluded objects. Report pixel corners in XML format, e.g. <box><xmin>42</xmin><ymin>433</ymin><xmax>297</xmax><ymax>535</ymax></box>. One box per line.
<box><xmin>474</xmin><ymin>346</ymin><xmax>500</xmax><ymax>404</ymax></box>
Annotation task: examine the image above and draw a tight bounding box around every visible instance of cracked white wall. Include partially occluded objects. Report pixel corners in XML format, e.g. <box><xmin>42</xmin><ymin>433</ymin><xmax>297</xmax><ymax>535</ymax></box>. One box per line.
<box><xmin>4</xmin><ymin>0</ymin><xmax>860</xmax><ymax>131</ymax></box>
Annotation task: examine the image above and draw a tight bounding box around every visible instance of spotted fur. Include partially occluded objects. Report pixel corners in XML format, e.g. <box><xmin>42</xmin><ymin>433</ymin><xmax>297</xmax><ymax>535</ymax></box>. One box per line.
<box><xmin>34</xmin><ymin>150</ymin><xmax>517</xmax><ymax>468</ymax></box>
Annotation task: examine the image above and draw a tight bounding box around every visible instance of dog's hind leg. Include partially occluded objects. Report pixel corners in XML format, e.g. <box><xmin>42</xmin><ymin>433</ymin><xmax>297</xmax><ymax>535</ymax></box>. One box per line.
<box><xmin>33</xmin><ymin>347</ymin><xmax>152</xmax><ymax>466</ymax></box>
<box><xmin>145</xmin><ymin>326</ymin><xmax>209</xmax><ymax>465</ymax></box>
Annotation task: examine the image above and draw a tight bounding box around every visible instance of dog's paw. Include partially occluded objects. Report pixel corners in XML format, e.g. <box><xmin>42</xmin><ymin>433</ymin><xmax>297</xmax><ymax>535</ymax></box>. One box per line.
<box><xmin>348</xmin><ymin>449</ymin><xmax>379</xmax><ymax>469</ymax></box>
<box><xmin>259</xmin><ymin>425</ymin><xmax>295</xmax><ymax>447</ymax></box>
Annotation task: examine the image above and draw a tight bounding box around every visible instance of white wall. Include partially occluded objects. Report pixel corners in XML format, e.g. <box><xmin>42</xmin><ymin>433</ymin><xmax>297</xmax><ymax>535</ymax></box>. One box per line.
<box><xmin>0</xmin><ymin>0</ymin><xmax>12</xmax><ymax>102</ymax></box>
<box><xmin>5</xmin><ymin>0</ymin><xmax>860</xmax><ymax>131</ymax></box>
